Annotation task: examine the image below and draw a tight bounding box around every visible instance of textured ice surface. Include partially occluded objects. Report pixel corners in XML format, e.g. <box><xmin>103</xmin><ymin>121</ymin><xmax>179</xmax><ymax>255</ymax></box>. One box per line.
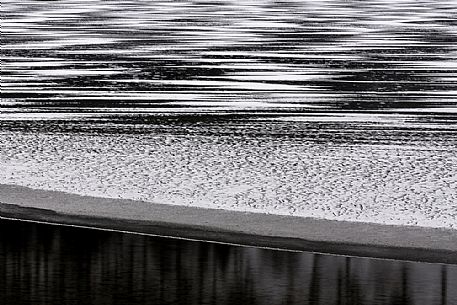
<box><xmin>1</xmin><ymin>130</ymin><xmax>455</xmax><ymax>229</ymax></box>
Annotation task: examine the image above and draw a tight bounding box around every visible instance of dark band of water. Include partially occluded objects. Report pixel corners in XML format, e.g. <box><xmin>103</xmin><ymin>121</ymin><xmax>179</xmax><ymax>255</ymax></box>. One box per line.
<box><xmin>1</xmin><ymin>219</ymin><xmax>456</xmax><ymax>305</ymax></box>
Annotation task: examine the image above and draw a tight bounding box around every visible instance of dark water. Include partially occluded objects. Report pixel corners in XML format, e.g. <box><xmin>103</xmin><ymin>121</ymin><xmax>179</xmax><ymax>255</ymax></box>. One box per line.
<box><xmin>1</xmin><ymin>0</ymin><xmax>456</xmax><ymax>144</ymax></box>
<box><xmin>1</xmin><ymin>219</ymin><xmax>456</xmax><ymax>305</ymax></box>
<box><xmin>2</xmin><ymin>0</ymin><xmax>456</xmax><ymax>143</ymax></box>
<box><xmin>2</xmin><ymin>0</ymin><xmax>456</xmax><ymax>111</ymax></box>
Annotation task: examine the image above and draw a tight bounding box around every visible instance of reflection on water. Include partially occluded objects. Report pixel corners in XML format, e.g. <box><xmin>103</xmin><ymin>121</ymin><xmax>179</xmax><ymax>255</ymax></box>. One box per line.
<box><xmin>1</xmin><ymin>0</ymin><xmax>456</xmax><ymax>143</ymax></box>
<box><xmin>2</xmin><ymin>0</ymin><xmax>456</xmax><ymax>111</ymax></box>
<box><xmin>1</xmin><ymin>219</ymin><xmax>456</xmax><ymax>305</ymax></box>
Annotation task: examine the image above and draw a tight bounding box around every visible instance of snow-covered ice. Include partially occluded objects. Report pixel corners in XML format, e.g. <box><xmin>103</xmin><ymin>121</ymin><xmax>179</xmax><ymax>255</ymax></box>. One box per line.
<box><xmin>1</xmin><ymin>129</ymin><xmax>455</xmax><ymax>229</ymax></box>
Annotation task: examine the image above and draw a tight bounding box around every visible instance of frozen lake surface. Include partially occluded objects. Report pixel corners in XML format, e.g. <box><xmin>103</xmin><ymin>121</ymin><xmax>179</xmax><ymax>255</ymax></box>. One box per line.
<box><xmin>1</xmin><ymin>126</ymin><xmax>456</xmax><ymax>228</ymax></box>
<box><xmin>1</xmin><ymin>0</ymin><xmax>456</xmax><ymax>228</ymax></box>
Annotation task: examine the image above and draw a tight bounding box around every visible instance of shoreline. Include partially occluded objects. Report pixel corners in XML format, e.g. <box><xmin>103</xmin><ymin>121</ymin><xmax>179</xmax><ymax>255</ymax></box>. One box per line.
<box><xmin>1</xmin><ymin>183</ymin><xmax>456</xmax><ymax>265</ymax></box>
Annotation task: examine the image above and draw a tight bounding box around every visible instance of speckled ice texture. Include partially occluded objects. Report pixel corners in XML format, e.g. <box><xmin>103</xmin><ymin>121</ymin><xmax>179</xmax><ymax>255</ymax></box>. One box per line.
<box><xmin>1</xmin><ymin>130</ymin><xmax>456</xmax><ymax>229</ymax></box>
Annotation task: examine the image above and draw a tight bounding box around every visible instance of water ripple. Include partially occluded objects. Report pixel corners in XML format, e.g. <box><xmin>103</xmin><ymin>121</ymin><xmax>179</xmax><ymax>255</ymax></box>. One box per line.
<box><xmin>2</xmin><ymin>0</ymin><xmax>456</xmax><ymax>113</ymax></box>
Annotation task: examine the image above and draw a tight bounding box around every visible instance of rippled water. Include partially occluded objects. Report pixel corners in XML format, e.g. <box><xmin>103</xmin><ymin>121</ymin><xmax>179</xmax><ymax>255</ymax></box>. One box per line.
<box><xmin>1</xmin><ymin>219</ymin><xmax>456</xmax><ymax>305</ymax></box>
<box><xmin>2</xmin><ymin>0</ymin><xmax>456</xmax><ymax>111</ymax></box>
<box><xmin>1</xmin><ymin>1</ymin><xmax>456</xmax><ymax>227</ymax></box>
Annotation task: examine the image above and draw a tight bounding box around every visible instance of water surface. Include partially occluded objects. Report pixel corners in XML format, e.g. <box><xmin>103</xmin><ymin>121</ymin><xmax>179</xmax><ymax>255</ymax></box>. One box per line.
<box><xmin>2</xmin><ymin>0</ymin><xmax>456</xmax><ymax>112</ymax></box>
<box><xmin>1</xmin><ymin>219</ymin><xmax>456</xmax><ymax>305</ymax></box>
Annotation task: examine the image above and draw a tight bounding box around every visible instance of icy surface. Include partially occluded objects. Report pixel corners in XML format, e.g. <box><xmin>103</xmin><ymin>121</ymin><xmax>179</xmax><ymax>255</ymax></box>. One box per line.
<box><xmin>1</xmin><ymin>129</ymin><xmax>456</xmax><ymax>229</ymax></box>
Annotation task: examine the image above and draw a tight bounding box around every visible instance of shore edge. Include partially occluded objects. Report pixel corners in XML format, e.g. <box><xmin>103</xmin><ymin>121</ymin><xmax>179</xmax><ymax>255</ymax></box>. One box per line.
<box><xmin>1</xmin><ymin>183</ymin><xmax>456</xmax><ymax>264</ymax></box>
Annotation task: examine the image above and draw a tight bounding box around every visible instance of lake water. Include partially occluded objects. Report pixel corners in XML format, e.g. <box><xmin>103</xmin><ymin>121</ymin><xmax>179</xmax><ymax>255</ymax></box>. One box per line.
<box><xmin>1</xmin><ymin>2</ymin><xmax>456</xmax><ymax>303</ymax></box>
<box><xmin>2</xmin><ymin>0</ymin><xmax>457</xmax><ymax>111</ymax></box>
<box><xmin>1</xmin><ymin>219</ymin><xmax>456</xmax><ymax>305</ymax></box>
<box><xmin>1</xmin><ymin>1</ymin><xmax>456</xmax><ymax>226</ymax></box>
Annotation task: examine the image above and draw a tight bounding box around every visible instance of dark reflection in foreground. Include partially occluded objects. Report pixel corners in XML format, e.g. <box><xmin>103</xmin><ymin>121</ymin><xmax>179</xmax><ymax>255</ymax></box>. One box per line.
<box><xmin>1</xmin><ymin>219</ymin><xmax>456</xmax><ymax>305</ymax></box>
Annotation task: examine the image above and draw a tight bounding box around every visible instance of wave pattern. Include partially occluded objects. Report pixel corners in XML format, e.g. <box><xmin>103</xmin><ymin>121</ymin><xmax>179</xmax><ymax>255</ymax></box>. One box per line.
<box><xmin>2</xmin><ymin>0</ymin><xmax>457</xmax><ymax>112</ymax></box>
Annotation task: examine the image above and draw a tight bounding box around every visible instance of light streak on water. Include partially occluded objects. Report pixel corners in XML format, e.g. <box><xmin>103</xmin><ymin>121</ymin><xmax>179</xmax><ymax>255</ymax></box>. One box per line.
<box><xmin>1</xmin><ymin>0</ymin><xmax>456</xmax><ymax>112</ymax></box>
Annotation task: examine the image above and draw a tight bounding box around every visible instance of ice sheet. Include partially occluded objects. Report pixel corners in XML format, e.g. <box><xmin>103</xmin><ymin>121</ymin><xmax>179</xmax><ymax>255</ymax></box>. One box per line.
<box><xmin>1</xmin><ymin>131</ymin><xmax>455</xmax><ymax>229</ymax></box>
